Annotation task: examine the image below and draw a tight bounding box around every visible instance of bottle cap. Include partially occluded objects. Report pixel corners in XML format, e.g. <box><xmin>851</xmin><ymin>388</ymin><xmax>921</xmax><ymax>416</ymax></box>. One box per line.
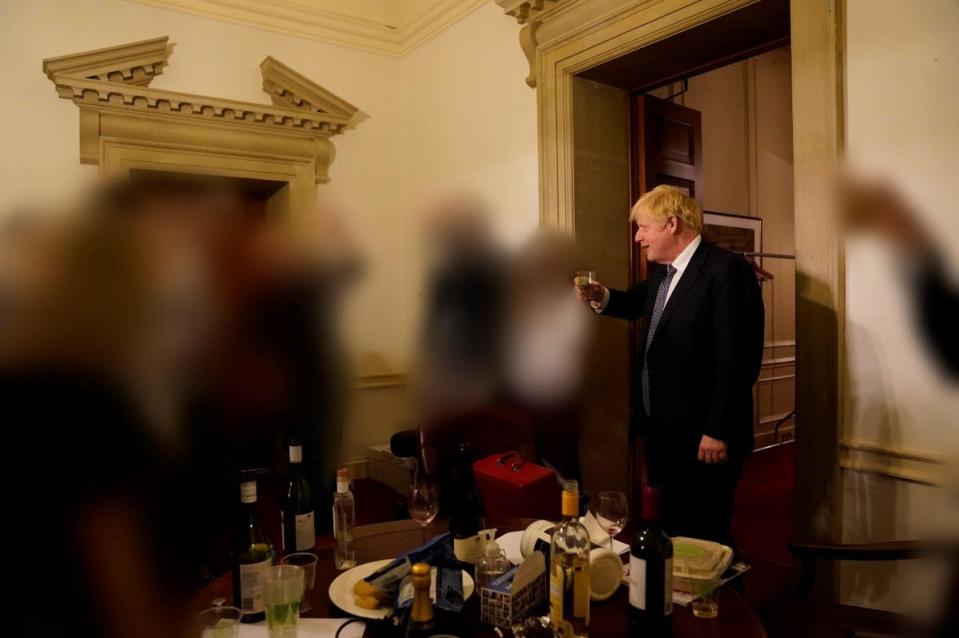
<box><xmin>412</xmin><ymin>562</ymin><xmax>431</xmax><ymax>577</ymax></box>
<box><xmin>561</xmin><ymin>480</ymin><xmax>579</xmax><ymax>517</ymax></box>
<box><xmin>642</xmin><ymin>486</ymin><xmax>661</xmax><ymax>521</ymax></box>
<box><xmin>336</xmin><ymin>467</ymin><xmax>350</xmax><ymax>494</ymax></box>
<box><xmin>411</xmin><ymin>562</ymin><xmax>432</xmax><ymax>590</ymax></box>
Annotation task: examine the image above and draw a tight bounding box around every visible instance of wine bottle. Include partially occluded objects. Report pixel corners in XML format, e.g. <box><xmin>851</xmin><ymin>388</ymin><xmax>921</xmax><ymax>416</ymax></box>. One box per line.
<box><xmin>448</xmin><ymin>442</ymin><xmax>487</xmax><ymax>567</ymax></box>
<box><xmin>629</xmin><ymin>486</ymin><xmax>673</xmax><ymax>637</ymax></box>
<box><xmin>232</xmin><ymin>478</ymin><xmax>274</xmax><ymax>623</ymax></box>
<box><xmin>549</xmin><ymin>480</ymin><xmax>590</xmax><ymax>638</ymax></box>
<box><xmin>281</xmin><ymin>441</ymin><xmax>315</xmax><ymax>554</ymax></box>
<box><xmin>406</xmin><ymin>562</ymin><xmax>436</xmax><ymax>638</ymax></box>
<box><xmin>333</xmin><ymin>467</ymin><xmax>357</xmax><ymax>570</ymax></box>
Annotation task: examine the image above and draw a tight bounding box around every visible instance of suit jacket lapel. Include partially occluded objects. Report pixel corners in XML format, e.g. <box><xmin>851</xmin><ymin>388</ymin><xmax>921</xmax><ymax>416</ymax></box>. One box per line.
<box><xmin>653</xmin><ymin>239</ymin><xmax>709</xmax><ymax>336</ymax></box>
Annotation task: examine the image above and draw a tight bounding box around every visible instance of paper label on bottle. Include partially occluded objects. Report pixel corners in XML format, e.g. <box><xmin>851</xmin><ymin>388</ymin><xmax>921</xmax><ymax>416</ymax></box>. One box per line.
<box><xmin>629</xmin><ymin>556</ymin><xmax>674</xmax><ymax>615</ymax></box>
<box><xmin>295</xmin><ymin>511</ymin><xmax>315</xmax><ymax>551</ymax></box>
<box><xmin>238</xmin><ymin>557</ymin><xmax>271</xmax><ymax>613</ymax></box>
<box><xmin>453</xmin><ymin>534</ymin><xmax>485</xmax><ymax>565</ymax></box>
<box><xmin>629</xmin><ymin>555</ymin><xmax>646</xmax><ymax>609</ymax></box>
<box><xmin>572</xmin><ymin>563</ymin><xmax>590</xmax><ymax>622</ymax></box>
<box><xmin>549</xmin><ymin>573</ymin><xmax>564</xmax><ymax>626</ymax></box>
<box><xmin>240</xmin><ymin>481</ymin><xmax>257</xmax><ymax>504</ymax></box>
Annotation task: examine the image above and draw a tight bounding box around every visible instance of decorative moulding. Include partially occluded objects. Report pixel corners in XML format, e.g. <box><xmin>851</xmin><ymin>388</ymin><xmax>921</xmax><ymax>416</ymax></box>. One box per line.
<box><xmin>260</xmin><ymin>56</ymin><xmax>368</xmax><ymax>128</ymax></box>
<box><xmin>42</xmin><ymin>36</ymin><xmax>173</xmax><ymax>87</ymax></box>
<box><xmin>43</xmin><ymin>38</ymin><xmax>364</xmax><ymax>186</ymax></box>
<box><xmin>496</xmin><ymin>0</ymin><xmax>562</xmax><ymax>24</ymax></box>
<box><xmin>123</xmin><ymin>0</ymin><xmax>488</xmax><ymax>57</ymax></box>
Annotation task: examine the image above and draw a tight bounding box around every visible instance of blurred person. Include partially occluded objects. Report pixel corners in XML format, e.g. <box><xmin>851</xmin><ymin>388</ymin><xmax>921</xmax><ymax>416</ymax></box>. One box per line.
<box><xmin>189</xmin><ymin>199</ymin><xmax>361</xmax><ymax>546</ymax></box>
<box><xmin>839</xmin><ymin>176</ymin><xmax>959</xmax><ymax>378</ymax></box>
<box><xmin>576</xmin><ymin>185</ymin><xmax>764</xmax><ymax>548</ymax></box>
<box><xmin>0</xmin><ymin>180</ymin><xmax>218</xmax><ymax>638</ymax></box>
<box><xmin>414</xmin><ymin>193</ymin><xmax>508</xmax><ymax>419</ymax></box>
<box><xmin>840</xmin><ymin>176</ymin><xmax>959</xmax><ymax>637</ymax></box>
<box><xmin>505</xmin><ymin>230</ymin><xmax>592</xmax><ymax>481</ymax></box>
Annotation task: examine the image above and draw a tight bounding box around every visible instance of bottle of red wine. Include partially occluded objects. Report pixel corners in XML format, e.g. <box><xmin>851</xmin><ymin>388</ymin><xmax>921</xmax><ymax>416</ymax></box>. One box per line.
<box><xmin>629</xmin><ymin>486</ymin><xmax>673</xmax><ymax>637</ymax></box>
<box><xmin>232</xmin><ymin>477</ymin><xmax>273</xmax><ymax>623</ymax></box>
<box><xmin>281</xmin><ymin>440</ymin><xmax>315</xmax><ymax>554</ymax></box>
<box><xmin>448</xmin><ymin>442</ymin><xmax>486</xmax><ymax>568</ymax></box>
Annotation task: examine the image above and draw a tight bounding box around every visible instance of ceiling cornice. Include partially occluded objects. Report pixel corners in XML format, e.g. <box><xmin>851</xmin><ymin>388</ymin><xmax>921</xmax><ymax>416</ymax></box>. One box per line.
<box><xmin>123</xmin><ymin>0</ymin><xmax>489</xmax><ymax>57</ymax></box>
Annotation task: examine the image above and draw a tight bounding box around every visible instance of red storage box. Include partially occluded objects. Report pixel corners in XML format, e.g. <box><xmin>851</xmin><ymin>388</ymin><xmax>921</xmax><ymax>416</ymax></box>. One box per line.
<box><xmin>473</xmin><ymin>452</ymin><xmax>561</xmax><ymax>523</ymax></box>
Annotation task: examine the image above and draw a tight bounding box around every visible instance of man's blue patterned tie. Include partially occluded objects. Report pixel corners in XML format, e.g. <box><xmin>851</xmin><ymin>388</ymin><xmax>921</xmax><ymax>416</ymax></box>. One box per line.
<box><xmin>642</xmin><ymin>264</ymin><xmax>677</xmax><ymax>416</ymax></box>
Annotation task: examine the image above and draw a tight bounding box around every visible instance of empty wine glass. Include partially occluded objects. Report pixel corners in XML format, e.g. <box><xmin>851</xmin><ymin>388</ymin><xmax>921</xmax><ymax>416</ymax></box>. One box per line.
<box><xmin>408</xmin><ymin>482</ymin><xmax>439</xmax><ymax>528</ymax></box>
<box><xmin>596</xmin><ymin>491</ymin><xmax>629</xmax><ymax>552</ymax></box>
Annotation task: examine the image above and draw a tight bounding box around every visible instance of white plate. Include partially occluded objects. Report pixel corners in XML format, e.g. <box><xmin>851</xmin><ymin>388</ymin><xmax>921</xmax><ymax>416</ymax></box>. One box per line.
<box><xmin>328</xmin><ymin>559</ymin><xmax>475</xmax><ymax>619</ymax></box>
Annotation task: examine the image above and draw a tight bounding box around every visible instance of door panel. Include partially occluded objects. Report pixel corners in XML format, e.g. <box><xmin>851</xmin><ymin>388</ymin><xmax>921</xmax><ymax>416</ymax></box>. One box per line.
<box><xmin>631</xmin><ymin>94</ymin><xmax>704</xmax><ymax>284</ymax></box>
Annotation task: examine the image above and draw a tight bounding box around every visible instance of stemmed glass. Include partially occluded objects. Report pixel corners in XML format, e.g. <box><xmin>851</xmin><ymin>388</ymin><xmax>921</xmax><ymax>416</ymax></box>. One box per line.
<box><xmin>595</xmin><ymin>491</ymin><xmax>629</xmax><ymax>552</ymax></box>
<box><xmin>408</xmin><ymin>482</ymin><xmax>439</xmax><ymax>528</ymax></box>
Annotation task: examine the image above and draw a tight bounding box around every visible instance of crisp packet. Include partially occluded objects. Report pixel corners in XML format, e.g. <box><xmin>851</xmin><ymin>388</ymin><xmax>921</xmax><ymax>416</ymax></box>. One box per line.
<box><xmin>396</xmin><ymin>564</ymin><xmax>466</xmax><ymax>613</ymax></box>
<box><xmin>364</xmin><ymin>533</ymin><xmax>465</xmax><ymax>613</ymax></box>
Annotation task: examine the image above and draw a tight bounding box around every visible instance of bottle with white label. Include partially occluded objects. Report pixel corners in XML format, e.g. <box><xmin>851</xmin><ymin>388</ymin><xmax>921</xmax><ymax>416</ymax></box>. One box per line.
<box><xmin>281</xmin><ymin>441</ymin><xmax>315</xmax><ymax>553</ymax></box>
<box><xmin>629</xmin><ymin>486</ymin><xmax>673</xmax><ymax>637</ymax></box>
<box><xmin>332</xmin><ymin>467</ymin><xmax>356</xmax><ymax>570</ymax></box>
<box><xmin>232</xmin><ymin>478</ymin><xmax>273</xmax><ymax>623</ymax></box>
<box><xmin>549</xmin><ymin>480</ymin><xmax>590</xmax><ymax>638</ymax></box>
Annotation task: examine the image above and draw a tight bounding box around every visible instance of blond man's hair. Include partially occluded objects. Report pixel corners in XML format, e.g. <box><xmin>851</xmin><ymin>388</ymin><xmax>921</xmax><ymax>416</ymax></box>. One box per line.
<box><xmin>630</xmin><ymin>185</ymin><xmax>703</xmax><ymax>232</ymax></box>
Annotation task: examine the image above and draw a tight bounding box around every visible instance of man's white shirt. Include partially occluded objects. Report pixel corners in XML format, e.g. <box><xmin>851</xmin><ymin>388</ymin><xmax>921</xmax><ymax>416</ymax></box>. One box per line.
<box><xmin>591</xmin><ymin>234</ymin><xmax>702</xmax><ymax>313</ymax></box>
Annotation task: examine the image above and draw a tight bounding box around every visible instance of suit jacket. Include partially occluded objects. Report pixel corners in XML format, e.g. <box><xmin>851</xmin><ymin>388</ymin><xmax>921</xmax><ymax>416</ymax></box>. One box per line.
<box><xmin>603</xmin><ymin>239</ymin><xmax>764</xmax><ymax>465</ymax></box>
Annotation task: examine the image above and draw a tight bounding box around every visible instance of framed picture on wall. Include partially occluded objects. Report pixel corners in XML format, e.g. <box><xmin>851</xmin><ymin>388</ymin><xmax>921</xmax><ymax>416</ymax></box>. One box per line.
<box><xmin>702</xmin><ymin>211</ymin><xmax>762</xmax><ymax>256</ymax></box>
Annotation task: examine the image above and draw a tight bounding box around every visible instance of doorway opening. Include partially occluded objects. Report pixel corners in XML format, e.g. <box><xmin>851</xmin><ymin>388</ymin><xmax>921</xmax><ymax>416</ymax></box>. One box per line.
<box><xmin>569</xmin><ymin>0</ymin><xmax>798</xmax><ymax>598</ymax></box>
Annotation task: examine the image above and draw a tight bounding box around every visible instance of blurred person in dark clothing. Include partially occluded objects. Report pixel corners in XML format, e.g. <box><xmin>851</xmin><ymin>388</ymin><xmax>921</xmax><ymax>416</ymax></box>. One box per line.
<box><xmin>1</xmin><ymin>182</ymin><xmax>214</xmax><ymax>638</ymax></box>
<box><xmin>2</xmin><ymin>180</ymin><xmax>359</xmax><ymax>636</ymax></box>
<box><xmin>414</xmin><ymin>194</ymin><xmax>508</xmax><ymax>419</ymax></box>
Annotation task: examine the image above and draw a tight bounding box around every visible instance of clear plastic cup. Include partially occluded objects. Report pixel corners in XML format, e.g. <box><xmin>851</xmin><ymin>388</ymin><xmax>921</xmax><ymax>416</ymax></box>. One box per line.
<box><xmin>264</xmin><ymin>565</ymin><xmax>304</xmax><ymax>638</ymax></box>
<box><xmin>281</xmin><ymin>552</ymin><xmax>318</xmax><ymax>614</ymax></box>
<box><xmin>196</xmin><ymin>605</ymin><xmax>242</xmax><ymax>638</ymax></box>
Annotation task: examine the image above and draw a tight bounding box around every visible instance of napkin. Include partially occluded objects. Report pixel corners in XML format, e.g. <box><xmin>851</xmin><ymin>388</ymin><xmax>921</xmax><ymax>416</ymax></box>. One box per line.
<box><xmin>238</xmin><ymin>618</ymin><xmax>365</xmax><ymax>637</ymax></box>
<box><xmin>581</xmin><ymin>512</ymin><xmax>630</xmax><ymax>555</ymax></box>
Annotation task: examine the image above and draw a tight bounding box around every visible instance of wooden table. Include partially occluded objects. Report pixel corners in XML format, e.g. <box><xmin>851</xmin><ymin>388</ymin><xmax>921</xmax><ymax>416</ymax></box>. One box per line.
<box><xmin>197</xmin><ymin>519</ymin><xmax>766</xmax><ymax>637</ymax></box>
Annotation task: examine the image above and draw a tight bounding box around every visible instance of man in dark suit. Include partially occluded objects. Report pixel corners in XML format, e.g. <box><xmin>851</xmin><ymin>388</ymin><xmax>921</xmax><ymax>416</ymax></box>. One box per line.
<box><xmin>576</xmin><ymin>185</ymin><xmax>764</xmax><ymax>547</ymax></box>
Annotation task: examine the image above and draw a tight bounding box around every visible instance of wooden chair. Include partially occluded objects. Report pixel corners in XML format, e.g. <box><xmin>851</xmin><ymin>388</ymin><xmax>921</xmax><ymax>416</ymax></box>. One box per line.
<box><xmin>758</xmin><ymin>539</ymin><xmax>956</xmax><ymax>638</ymax></box>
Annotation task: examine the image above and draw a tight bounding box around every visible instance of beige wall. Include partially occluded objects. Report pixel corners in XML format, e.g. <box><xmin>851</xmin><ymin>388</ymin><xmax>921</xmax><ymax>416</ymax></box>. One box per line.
<box><xmin>658</xmin><ymin>48</ymin><xmax>796</xmax><ymax>446</ymax></box>
<box><xmin>840</xmin><ymin>0</ymin><xmax>959</xmax><ymax>615</ymax></box>
<box><xmin>0</xmin><ymin>0</ymin><xmax>538</xmax><ymax>462</ymax></box>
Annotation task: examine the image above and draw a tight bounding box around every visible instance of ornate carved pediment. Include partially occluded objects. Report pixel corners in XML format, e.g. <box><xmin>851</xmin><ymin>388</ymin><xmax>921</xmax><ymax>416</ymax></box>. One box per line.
<box><xmin>260</xmin><ymin>56</ymin><xmax>368</xmax><ymax>128</ymax></box>
<box><xmin>43</xmin><ymin>37</ymin><xmax>365</xmax><ymax>184</ymax></box>
<box><xmin>42</xmin><ymin>36</ymin><xmax>173</xmax><ymax>87</ymax></box>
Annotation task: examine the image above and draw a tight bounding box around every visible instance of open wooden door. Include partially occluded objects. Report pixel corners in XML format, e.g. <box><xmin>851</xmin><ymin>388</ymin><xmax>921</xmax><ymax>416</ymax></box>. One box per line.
<box><xmin>631</xmin><ymin>93</ymin><xmax>704</xmax><ymax>282</ymax></box>
<box><xmin>628</xmin><ymin>93</ymin><xmax>703</xmax><ymax>505</ymax></box>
